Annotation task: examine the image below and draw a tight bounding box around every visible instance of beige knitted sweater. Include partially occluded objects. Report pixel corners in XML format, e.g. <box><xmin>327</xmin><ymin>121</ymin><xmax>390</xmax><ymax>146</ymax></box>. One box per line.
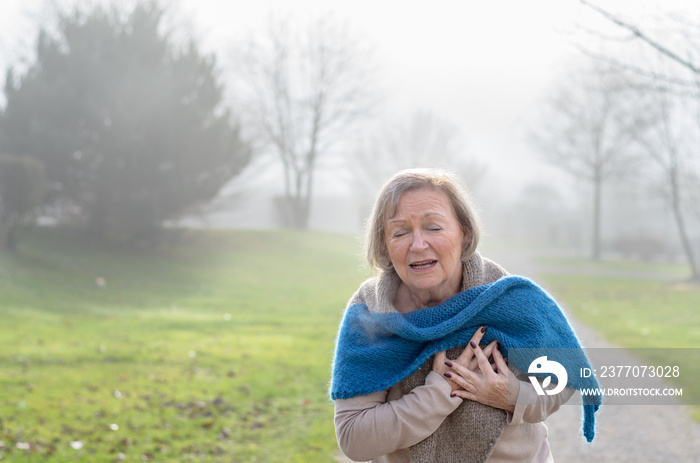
<box><xmin>334</xmin><ymin>252</ymin><xmax>574</xmax><ymax>463</ymax></box>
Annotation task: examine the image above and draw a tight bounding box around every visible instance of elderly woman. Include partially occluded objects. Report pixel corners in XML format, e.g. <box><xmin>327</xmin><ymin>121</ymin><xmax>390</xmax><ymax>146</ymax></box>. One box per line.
<box><xmin>330</xmin><ymin>169</ymin><xmax>598</xmax><ymax>463</ymax></box>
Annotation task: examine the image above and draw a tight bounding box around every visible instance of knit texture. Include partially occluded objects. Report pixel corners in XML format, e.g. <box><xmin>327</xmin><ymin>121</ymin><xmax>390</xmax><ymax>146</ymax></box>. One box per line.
<box><xmin>330</xmin><ymin>275</ymin><xmax>601</xmax><ymax>444</ymax></box>
<box><xmin>336</xmin><ymin>252</ymin><xmax>511</xmax><ymax>463</ymax></box>
<box><xmin>401</xmin><ymin>253</ymin><xmax>510</xmax><ymax>463</ymax></box>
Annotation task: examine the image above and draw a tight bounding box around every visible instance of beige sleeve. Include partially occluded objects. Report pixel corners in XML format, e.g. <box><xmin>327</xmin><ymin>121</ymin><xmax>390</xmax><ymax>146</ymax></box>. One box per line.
<box><xmin>507</xmin><ymin>378</ymin><xmax>576</xmax><ymax>425</ymax></box>
<box><xmin>334</xmin><ymin>371</ymin><xmax>462</xmax><ymax>462</ymax></box>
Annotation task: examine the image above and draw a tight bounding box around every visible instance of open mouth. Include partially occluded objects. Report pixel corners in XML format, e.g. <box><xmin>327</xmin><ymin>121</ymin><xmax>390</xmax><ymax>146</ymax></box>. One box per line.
<box><xmin>409</xmin><ymin>260</ymin><xmax>437</xmax><ymax>269</ymax></box>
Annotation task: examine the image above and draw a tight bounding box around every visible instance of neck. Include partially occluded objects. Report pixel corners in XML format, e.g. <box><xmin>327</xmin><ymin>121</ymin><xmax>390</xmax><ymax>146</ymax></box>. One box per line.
<box><xmin>394</xmin><ymin>277</ymin><xmax>463</xmax><ymax>313</ymax></box>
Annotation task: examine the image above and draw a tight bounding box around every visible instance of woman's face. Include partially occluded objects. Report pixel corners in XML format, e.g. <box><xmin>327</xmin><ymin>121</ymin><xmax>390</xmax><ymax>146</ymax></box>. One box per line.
<box><xmin>384</xmin><ymin>188</ymin><xmax>466</xmax><ymax>299</ymax></box>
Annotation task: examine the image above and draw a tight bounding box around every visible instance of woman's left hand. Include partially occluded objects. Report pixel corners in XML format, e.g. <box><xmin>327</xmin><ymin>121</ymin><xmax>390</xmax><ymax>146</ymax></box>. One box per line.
<box><xmin>444</xmin><ymin>341</ymin><xmax>515</xmax><ymax>413</ymax></box>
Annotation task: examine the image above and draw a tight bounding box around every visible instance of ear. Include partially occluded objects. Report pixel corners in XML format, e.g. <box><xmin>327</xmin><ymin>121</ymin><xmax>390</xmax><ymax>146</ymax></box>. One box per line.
<box><xmin>380</xmin><ymin>250</ymin><xmax>394</xmax><ymax>270</ymax></box>
<box><xmin>461</xmin><ymin>228</ymin><xmax>473</xmax><ymax>260</ymax></box>
<box><xmin>462</xmin><ymin>228</ymin><xmax>471</xmax><ymax>249</ymax></box>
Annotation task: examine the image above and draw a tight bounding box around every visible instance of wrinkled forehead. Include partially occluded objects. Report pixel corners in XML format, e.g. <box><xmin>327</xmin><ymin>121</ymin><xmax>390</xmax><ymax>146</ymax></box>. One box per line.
<box><xmin>384</xmin><ymin>186</ymin><xmax>449</xmax><ymax>221</ymax></box>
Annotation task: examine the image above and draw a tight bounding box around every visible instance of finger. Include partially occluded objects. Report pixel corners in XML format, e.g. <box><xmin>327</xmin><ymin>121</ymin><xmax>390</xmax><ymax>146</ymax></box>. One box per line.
<box><xmin>479</xmin><ymin>340</ymin><xmax>499</xmax><ymax>372</ymax></box>
<box><xmin>467</xmin><ymin>340</ymin><xmax>496</xmax><ymax>371</ymax></box>
<box><xmin>435</xmin><ymin>351</ymin><xmax>463</xmax><ymax>390</ymax></box>
<box><xmin>481</xmin><ymin>339</ymin><xmax>498</xmax><ymax>360</ymax></box>
<box><xmin>456</xmin><ymin>326</ymin><xmax>487</xmax><ymax>365</ymax></box>
<box><xmin>443</xmin><ymin>368</ymin><xmax>476</xmax><ymax>392</ymax></box>
<box><xmin>468</xmin><ymin>357</ymin><xmax>486</xmax><ymax>371</ymax></box>
<box><xmin>433</xmin><ymin>350</ymin><xmax>447</xmax><ymax>367</ymax></box>
<box><xmin>470</xmin><ymin>341</ymin><xmax>494</xmax><ymax>376</ymax></box>
<box><xmin>432</xmin><ymin>351</ymin><xmax>449</xmax><ymax>374</ymax></box>
<box><xmin>450</xmin><ymin>389</ymin><xmax>477</xmax><ymax>401</ymax></box>
<box><xmin>456</xmin><ymin>347</ymin><xmax>474</xmax><ymax>368</ymax></box>
<box><xmin>492</xmin><ymin>345</ymin><xmax>509</xmax><ymax>375</ymax></box>
<box><xmin>445</xmin><ymin>357</ymin><xmax>480</xmax><ymax>383</ymax></box>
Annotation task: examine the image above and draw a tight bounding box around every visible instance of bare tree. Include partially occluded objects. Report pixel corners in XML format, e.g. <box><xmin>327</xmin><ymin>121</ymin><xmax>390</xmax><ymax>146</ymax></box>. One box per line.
<box><xmin>579</xmin><ymin>0</ymin><xmax>700</xmax><ymax>86</ymax></box>
<box><xmin>575</xmin><ymin>0</ymin><xmax>700</xmax><ymax>279</ymax></box>
<box><xmin>233</xmin><ymin>13</ymin><xmax>375</xmax><ymax>229</ymax></box>
<box><xmin>347</xmin><ymin>110</ymin><xmax>486</xmax><ymax>215</ymax></box>
<box><xmin>574</xmin><ymin>0</ymin><xmax>700</xmax><ymax>98</ymax></box>
<box><xmin>685</xmin><ymin>171</ymin><xmax>700</xmax><ymax>268</ymax></box>
<box><xmin>530</xmin><ymin>64</ymin><xmax>646</xmax><ymax>260</ymax></box>
<box><xmin>632</xmin><ymin>91</ymin><xmax>699</xmax><ymax>280</ymax></box>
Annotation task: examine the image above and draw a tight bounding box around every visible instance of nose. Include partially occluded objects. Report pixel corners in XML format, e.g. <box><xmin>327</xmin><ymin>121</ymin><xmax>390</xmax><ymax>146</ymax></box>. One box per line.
<box><xmin>410</xmin><ymin>230</ymin><xmax>428</xmax><ymax>251</ymax></box>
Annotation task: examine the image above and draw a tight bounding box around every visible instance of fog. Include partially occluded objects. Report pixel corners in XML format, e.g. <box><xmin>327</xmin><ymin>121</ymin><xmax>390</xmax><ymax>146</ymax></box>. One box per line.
<box><xmin>2</xmin><ymin>0</ymin><xmax>699</xmax><ymax>262</ymax></box>
<box><xmin>2</xmin><ymin>3</ymin><xmax>700</xmax><ymax>461</ymax></box>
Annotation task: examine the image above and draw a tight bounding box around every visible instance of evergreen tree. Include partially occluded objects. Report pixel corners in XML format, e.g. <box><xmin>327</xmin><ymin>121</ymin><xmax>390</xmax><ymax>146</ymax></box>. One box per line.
<box><xmin>0</xmin><ymin>1</ymin><xmax>251</xmax><ymax>244</ymax></box>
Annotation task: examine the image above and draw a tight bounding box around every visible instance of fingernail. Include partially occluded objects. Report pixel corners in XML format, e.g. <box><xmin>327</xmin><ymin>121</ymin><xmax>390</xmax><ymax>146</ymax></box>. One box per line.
<box><xmin>480</xmin><ymin>326</ymin><xmax>487</xmax><ymax>333</ymax></box>
<box><xmin>444</xmin><ymin>372</ymin><xmax>452</xmax><ymax>378</ymax></box>
<box><xmin>470</xmin><ymin>341</ymin><xmax>477</xmax><ymax>349</ymax></box>
<box><xmin>444</xmin><ymin>360</ymin><xmax>453</xmax><ymax>367</ymax></box>
<box><xmin>450</xmin><ymin>392</ymin><xmax>456</xmax><ymax>397</ymax></box>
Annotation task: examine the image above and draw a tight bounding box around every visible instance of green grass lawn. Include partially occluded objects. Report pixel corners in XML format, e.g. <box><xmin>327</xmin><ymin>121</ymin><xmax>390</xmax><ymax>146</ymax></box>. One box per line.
<box><xmin>4</xmin><ymin>230</ymin><xmax>700</xmax><ymax>461</ymax></box>
<box><xmin>0</xmin><ymin>228</ymin><xmax>368</xmax><ymax>462</ymax></box>
<box><xmin>540</xmin><ymin>273</ymin><xmax>700</xmax><ymax>419</ymax></box>
<box><xmin>535</xmin><ymin>255</ymin><xmax>691</xmax><ymax>277</ymax></box>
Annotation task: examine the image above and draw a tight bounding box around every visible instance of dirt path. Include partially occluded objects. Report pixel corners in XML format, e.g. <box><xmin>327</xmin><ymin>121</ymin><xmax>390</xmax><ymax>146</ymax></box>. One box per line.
<box><xmin>487</xmin><ymin>248</ymin><xmax>700</xmax><ymax>463</ymax></box>
<box><xmin>543</xmin><ymin>319</ymin><xmax>700</xmax><ymax>462</ymax></box>
<box><xmin>334</xmin><ymin>249</ymin><xmax>700</xmax><ymax>462</ymax></box>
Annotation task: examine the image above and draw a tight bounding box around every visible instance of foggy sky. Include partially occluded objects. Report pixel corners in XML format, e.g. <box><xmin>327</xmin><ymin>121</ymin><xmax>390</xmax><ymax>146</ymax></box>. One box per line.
<box><xmin>1</xmin><ymin>0</ymin><xmax>698</xmax><ymax>214</ymax></box>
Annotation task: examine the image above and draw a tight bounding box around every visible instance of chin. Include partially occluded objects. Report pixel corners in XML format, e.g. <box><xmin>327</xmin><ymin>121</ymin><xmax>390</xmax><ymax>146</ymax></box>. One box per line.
<box><xmin>409</xmin><ymin>278</ymin><xmax>444</xmax><ymax>291</ymax></box>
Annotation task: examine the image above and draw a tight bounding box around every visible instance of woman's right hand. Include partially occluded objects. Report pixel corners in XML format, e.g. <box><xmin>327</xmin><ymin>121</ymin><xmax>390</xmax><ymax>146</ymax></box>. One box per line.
<box><xmin>432</xmin><ymin>326</ymin><xmax>497</xmax><ymax>391</ymax></box>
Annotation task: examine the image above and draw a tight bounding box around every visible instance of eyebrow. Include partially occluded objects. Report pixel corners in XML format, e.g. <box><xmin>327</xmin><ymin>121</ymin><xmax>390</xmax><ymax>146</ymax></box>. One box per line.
<box><xmin>388</xmin><ymin>212</ymin><xmax>447</xmax><ymax>224</ymax></box>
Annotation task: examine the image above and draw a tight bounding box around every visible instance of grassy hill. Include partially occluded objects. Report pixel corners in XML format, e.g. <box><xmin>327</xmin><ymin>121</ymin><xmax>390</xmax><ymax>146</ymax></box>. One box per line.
<box><xmin>0</xmin><ymin>228</ymin><xmax>368</xmax><ymax>462</ymax></box>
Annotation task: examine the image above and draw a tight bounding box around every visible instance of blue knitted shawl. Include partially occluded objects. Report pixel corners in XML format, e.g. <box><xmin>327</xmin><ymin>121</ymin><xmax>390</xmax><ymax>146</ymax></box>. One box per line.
<box><xmin>330</xmin><ymin>275</ymin><xmax>601</xmax><ymax>442</ymax></box>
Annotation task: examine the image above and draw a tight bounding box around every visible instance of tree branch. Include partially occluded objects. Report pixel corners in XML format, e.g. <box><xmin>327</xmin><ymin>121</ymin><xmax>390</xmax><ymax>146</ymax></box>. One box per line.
<box><xmin>580</xmin><ymin>0</ymin><xmax>700</xmax><ymax>74</ymax></box>
<box><xmin>569</xmin><ymin>41</ymin><xmax>700</xmax><ymax>95</ymax></box>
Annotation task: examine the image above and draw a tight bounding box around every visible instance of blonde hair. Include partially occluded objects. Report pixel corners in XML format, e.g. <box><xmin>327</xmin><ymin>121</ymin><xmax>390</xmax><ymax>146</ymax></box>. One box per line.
<box><xmin>365</xmin><ymin>168</ymin><xmax>481</xmax><ymax>272</ymax></box>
